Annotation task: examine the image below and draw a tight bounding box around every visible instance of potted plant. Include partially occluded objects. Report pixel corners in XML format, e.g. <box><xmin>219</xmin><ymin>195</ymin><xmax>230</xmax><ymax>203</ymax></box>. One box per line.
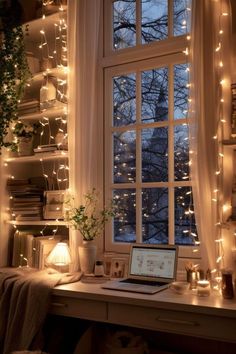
<box><xmin>12</xmin><ymin>121</ymin><xmax>39</xmax><ymax>156</ymax></box>
<box><xmin>65</xmin><ymin>188</ymin><xmax>115</xmax><ymax>273</ymax></box>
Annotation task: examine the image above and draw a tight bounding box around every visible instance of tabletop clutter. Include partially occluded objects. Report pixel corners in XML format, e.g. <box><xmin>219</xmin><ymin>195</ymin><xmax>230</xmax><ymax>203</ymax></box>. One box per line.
<box><xmin>179</xmin><ymin>261</ymin><xmax>235</xmax><ymax>299</ymax></box>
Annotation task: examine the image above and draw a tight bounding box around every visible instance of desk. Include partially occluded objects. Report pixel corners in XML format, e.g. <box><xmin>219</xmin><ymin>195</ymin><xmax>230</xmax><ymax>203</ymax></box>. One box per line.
<box><xmin>50</xmin><ymin>280</ymin><xmax>236</xmax><ymax>344</ymax></box>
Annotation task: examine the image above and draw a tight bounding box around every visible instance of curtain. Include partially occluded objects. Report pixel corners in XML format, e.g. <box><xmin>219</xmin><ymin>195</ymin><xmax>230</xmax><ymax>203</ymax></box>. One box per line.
<box><xmin>68</xmin><ymin>0</ymin><xmax>102</xmax><ymax>270</ymax></box>
<box><xmin>189</xmin><ymin>0</ymin><xmax>232</xmax><ymax>270</ymax></box>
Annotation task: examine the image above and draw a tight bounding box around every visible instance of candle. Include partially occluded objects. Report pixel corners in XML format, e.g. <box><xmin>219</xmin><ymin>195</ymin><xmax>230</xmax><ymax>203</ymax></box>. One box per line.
<box><xmin>197</xmin><ymin>280</ymin><xmax>211</xmax><ymax>297</ymax></box>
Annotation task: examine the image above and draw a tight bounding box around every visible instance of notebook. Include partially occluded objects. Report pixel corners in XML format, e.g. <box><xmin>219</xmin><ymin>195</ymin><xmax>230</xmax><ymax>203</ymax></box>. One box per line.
<box><xmin>102</xmin><ymin>243</ymin><xmax>178</xmax><ymax>294</ymax></box>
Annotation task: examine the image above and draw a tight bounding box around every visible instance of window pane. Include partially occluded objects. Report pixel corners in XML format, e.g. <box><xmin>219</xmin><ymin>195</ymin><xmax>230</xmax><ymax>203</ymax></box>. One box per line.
<box><xmin>142</xmin><ymin>188</ymin><xmax>168</xmax><ymax>243</ymax></box>
<box><xmin>113</xmin><ymin>131</ymin><xmax>136</xmax><ymax>183</ymax></box>
<box><xmin>113</xmin><ymin>74</ymin><xmax>136</xmax><ymax>127</ymax></box>
<box><xmin>174</xmin><ymin>63</ymin><xmax>189</xmax><ymax>120</ymax></box>
<box><xmin>173</xmin><ymin>0</ymin><xmax>191</xmax><ymax>36</ymax></box>
<box><xmin>141</xmin><ymin>0</ymin><xmax>168</xmax><ymax>44</ymax></box>
<box><xmin>174</xmin><ymin>124</ymin><xmax>189</xmax><ymax>182</ymax></box>
<box><xmin>142</xmin><ymin>127</ymin><xmax>168</xmax><ymax>182</ymax></box>
<box><xmin>113</xmin><ymin>189</ymin><xmax>136</xmax><ymax>242</ymax></box>
<box><xmin>113</xmin><ymin>0</ymin><xmax>136</xmax><ymax>49</ymax></box>
<box><xmin>141</xmin><ymin>67</ymin><xmax>168</xmax><ymax>123</ymax></box>
<box><xmin>175</xmin><ymin>186</ymin><xmax>197</xmax><ymax>245</ymax></box>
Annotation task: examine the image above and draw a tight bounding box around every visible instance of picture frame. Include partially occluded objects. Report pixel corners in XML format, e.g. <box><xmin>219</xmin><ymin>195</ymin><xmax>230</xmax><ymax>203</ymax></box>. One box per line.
<box><xmin>110</xmin><ymin>257</ymin><xmax>128</xmax><ymax>279</ymax></box>
<box><xmin>43</xmin><ymin>190</ymin><xmax>65</xmax><ymax>220</ymax></box>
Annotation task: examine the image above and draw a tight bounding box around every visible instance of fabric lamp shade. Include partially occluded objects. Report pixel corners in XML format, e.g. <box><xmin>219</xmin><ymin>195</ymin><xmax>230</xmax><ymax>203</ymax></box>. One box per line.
<box><xmin>46</xmin><ymin>242</ymin><xmax>71</xmax><ymax>266</ymax></box>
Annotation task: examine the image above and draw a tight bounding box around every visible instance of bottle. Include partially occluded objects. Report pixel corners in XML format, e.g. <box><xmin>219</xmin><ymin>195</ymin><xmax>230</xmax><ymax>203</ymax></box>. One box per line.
<box><xmin>221</xmin><ymin>269</ymin><xmax>234</xmax><ymax>299</ymax></box>
<box><xmin>94</xmin><ymin>260</ymin><xmax>105</xmax><ymax>277</ymax></box>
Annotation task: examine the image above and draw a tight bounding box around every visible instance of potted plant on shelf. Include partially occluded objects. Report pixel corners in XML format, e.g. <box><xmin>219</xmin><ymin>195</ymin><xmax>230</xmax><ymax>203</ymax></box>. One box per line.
<box><xmin>12</xmin><ymin>121</ymin><xmax>39</xmax><ymax>156</ymax></box>
<box><xmin>65</xmin><ymin>188</ymin><xmax>115</xmax><ymax>274</ymax></box>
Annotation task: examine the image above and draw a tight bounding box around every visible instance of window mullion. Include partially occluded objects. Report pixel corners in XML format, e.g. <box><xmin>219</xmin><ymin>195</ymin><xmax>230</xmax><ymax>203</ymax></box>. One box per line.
<box><xmin>136</xmin><ymin>0</ymin><xmax>141</xmax><ymax>46</ymax></box>
<box><xmin>168</xmin><ymin>0</ymin><xmax>173</xmax><ymax>38</ymax></box>
<box><xmin>169</xmin><ymin>63</ymin><xmax>175</xmax><ymax>244</ymax></box>
<box><xmin>136</xmin><ymin>69</ymin><xmax>142</xmax><ymax>243</ymax></box>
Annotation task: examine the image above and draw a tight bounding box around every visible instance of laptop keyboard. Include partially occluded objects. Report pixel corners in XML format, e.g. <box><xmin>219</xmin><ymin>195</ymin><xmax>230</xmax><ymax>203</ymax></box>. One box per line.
<box><xmin>120</xmin><ymin>278</ymin><xmax>165</xmax><ymax>287</ymax></box>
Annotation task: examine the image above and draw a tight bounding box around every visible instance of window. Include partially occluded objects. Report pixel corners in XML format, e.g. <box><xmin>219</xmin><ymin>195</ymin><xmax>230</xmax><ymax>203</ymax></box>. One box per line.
<box><xmin>103</xmin><ymin>0</ymin><xmax>197</xmax><ymax>254</ymax></box>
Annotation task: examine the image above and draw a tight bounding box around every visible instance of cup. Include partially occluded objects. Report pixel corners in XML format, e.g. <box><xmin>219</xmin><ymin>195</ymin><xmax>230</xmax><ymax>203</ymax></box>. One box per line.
<box><xmin>197</xmin><ymin>280</ymin><xmax>211</xmax><ymax>297</ymax></box>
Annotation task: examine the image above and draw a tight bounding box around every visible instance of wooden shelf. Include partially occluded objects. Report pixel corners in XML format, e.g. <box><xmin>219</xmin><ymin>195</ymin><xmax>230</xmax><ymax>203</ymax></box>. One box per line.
<box><xmin>5</xmin><ymin>150</ymin><xmax>68</xmax><ymax>163</ymax></box>
<box><xmin>222</xmin><ymin>139</ymin><xmax>236</xmax><ymax>148</ymax></box>
<box><xmin>19</xmin><ymin>105</ymin><xmax>67</xmax><ymax>121</ymax></box>
<box><xmin>29</xmin><ymin>66</ymin><xmax>68</xmax><ymax>85</ymax></box>
<box><xmin>8</xmin><ymin>220</ymin><xmax>68</xmax><ymax>226</ymax></box>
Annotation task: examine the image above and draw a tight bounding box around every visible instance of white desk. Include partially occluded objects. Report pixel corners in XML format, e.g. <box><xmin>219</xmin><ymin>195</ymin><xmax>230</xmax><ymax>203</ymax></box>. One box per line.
<box><xmin>50</xmin><ymin>280</ymin><xmax>236</xmax><ymax>344</ymax></box>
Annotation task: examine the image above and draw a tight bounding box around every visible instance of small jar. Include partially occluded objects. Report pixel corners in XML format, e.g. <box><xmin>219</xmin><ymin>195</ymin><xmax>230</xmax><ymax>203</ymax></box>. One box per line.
<box><xmin>197</xmin><ymin>280</ymin><xmax>211</xmax><ymax>297</ymax></box>
<box><xmin>94</xmin><ymin>260</ymin><xmax>104</xmax><ymax>277</ymax></box>
<box><xmin>221</xmin><ymin>269</ymin><xmax>234</xmax><ymax>299</ymax></box>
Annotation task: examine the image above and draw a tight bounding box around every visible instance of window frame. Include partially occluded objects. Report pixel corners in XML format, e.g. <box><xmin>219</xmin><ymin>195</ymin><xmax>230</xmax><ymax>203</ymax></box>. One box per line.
<box><xmin>102</xmin><ymin>0</ymin><xmax>200</xmax><ymax>259</ymax></box>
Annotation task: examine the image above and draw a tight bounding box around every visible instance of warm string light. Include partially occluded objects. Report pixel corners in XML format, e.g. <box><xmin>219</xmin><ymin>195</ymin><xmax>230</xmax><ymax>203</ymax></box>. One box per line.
<box><xmin>210</xmin><ymin>1</ymin><xmax>229</xmax><ymax>279</ymax></box>
<box><xmin>182</xmin><ymin>2</ymin><xmax>199</xmax><ymax>252</ymax></box>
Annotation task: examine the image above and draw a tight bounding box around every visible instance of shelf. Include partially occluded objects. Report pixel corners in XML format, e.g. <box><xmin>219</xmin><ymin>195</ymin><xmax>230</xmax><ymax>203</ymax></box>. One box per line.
<box><xmin>222</xmin><ymin>139</ymin><xmax>236</xmax><ymax>148</ymax></box>
<box><xmin>8</xmin><ymin>220</ymin><xmax>68</xmax><ymax>226</ymax></box>
<box><xmin>29</xmin><ymin>67</ymin><xmax>68</xmax><ymax>85</ymax></box>
<box><xmin>19</xmin><ymin>105</ymin><xmax>67</xmax><ymax>121</ymax></box>
<box><xmin>5</xmin><ymin>150</ymin><xmax>68</xmax><ymax>163</ymax></box>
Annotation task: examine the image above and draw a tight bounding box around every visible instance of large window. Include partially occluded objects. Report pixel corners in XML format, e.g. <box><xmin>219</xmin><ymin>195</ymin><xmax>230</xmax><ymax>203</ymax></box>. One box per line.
<box><xmin>104</xmin><ymin>0</ymin><xmax>197</xmax><ymax>253</ymax></box>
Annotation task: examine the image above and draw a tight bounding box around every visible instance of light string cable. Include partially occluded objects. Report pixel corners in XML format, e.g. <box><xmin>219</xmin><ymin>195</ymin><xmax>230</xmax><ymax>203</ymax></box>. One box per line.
<box><xmin>182</xmin><ymin>1</ymin><xmax>199</xmax><ymax>252</ymax></box>
<box><xmin>211</xmin><ymin>0</ymin><xmax>229</xmax><ymax>285</ymax></box>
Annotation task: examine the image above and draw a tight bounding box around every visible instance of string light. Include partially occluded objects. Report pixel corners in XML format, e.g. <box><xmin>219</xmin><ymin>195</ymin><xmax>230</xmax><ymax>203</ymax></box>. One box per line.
<box><xmin>4</xmin><ymin>1</ymin><xmax>69</xmax><ymax>259</ymax></box>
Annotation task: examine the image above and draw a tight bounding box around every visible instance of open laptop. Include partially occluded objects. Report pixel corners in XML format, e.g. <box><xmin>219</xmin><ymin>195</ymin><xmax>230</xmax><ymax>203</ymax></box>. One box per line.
<box><xmin>102</xmin><ymin>243</ymin><xmax>178</xmax><ymax>294</ymax></box>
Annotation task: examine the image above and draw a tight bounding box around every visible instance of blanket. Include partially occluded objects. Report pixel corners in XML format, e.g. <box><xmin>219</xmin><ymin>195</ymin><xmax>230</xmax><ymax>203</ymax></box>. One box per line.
<box><xmin>0</xmin><ymin>267</ymin><xmax>82</xmax><ymax>354</ymax></box>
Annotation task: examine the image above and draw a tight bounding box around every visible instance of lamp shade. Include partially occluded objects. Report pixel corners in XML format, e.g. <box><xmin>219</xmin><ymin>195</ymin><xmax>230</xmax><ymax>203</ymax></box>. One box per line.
<box><xmin>46</xmin><ymin>242</ymin><xmax>71</xmax><ymax>266</ymax></box>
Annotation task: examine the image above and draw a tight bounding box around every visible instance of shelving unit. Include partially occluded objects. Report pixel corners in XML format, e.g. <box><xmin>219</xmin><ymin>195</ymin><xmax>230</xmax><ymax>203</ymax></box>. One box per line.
<box><xmin>0</xmin><ymin>2</ymin><xmax>70</xmax><ymax>268</ymax></box>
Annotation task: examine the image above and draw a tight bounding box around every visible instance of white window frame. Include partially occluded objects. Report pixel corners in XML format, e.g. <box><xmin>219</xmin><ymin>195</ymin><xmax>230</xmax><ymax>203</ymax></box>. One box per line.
<box><xmin>102</xmin><ymin>0</ymin><xmax>200</xmax><ymax>259</ymax></box>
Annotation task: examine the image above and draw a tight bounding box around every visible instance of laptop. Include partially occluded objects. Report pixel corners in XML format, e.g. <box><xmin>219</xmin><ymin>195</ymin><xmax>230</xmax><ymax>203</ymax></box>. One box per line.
<box><xmin>102</xmin><ymin>243</ymin><xmax>178</xmax><ymax>294</ymax></box>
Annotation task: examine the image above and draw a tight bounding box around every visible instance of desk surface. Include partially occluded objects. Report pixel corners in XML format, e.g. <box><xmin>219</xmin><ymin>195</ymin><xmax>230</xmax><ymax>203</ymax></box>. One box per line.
<box><xmin>52</xmin><ymin>278</ymin><xmax>236</xmax><ymax>319</ymax></box>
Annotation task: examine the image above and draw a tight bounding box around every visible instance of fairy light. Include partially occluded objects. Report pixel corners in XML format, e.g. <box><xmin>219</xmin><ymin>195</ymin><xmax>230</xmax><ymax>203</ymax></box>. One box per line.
<box><xmin>209</xmin><ymin>0</ymin><xmax>231</xmax><ymax>278</ymax></box>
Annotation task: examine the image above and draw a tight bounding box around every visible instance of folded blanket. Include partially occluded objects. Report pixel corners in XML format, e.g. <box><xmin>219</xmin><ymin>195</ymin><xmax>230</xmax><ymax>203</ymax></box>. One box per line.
<box><xmin>0</xmin><ymin>267</ymin><xmax>82</xmax><ymax>354</ymax></box>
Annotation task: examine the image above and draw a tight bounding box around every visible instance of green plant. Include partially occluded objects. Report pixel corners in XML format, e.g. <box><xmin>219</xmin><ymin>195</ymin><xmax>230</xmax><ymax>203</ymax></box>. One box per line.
<box><xmin>12</xmin><ymin>121</ymin><xmax>39</xmax><ymax>138</ymax></box>
<box><xmin>65</xmin><ymin>188</ymin><xmax>115</xmax><ymax>241</ymax></box>
<box><xmin>0</xmin><ymin>11</ymin><xmax>31</xmax><ymax>152</ymax></box>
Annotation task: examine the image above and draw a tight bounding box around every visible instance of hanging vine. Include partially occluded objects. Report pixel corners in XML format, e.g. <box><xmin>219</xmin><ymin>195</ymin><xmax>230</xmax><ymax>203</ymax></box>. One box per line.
<box><xmin>0</xmin><ymin>1</ymin><xmax>31</xmax><ymax>152</ymax></box>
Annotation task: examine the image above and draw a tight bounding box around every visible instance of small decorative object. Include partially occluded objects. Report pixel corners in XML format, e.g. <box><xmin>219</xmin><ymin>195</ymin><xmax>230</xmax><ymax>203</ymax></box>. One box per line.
<box><xmin>40</xmin><ymin>77</ymin><xmax>57</xmax><ymax>110</ymax></box>
<box><xmin>185</xmin><ymin>261</ymin><xmax>200</xmax><ymax>289</ymax></box>
<box><xmin>221</xmin><ymin>269</ymin><xmax>234</xmax><ymax>299</ymax></box>
<box><xmin>65</xmin><ymin>188</ymin><xmax>115</xmax><ymax>273</ymax></box>
<box><xmin>55</xmin><ymin>131</ymin><xmax>68</xmax><ymax>150</ymax></box>
<box><xmin>12</xmin><ymin>121</ymin><xmax>39</xmax><ymax>156</ymax></box>
<box><xmin>110</xmin><ymin>257</ymin><xmax>127</xmax><ymax>278</ymax></box>
<box><xmin>94</xmin><ymin>260</ymin><xmax>105</xmax><ymax>277</ymax></box>
<box><xmin>43</xmin><ymin>190</ymin><xmax>65</xmax><ymax>220</ymax></box>
<box><xmin>170</xmin><ymin>281</ymin><xmax>190</xmax><ymax>295</ymax></box>
<box><xmin>197</xmin><ymin>280</ymin><xmax>211</xmax><ymax>297</ymax></box>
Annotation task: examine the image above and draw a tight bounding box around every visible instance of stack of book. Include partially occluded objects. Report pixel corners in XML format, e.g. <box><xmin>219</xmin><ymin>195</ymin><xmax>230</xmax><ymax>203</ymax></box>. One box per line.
<box><xmin>34</xmin><ymin>144</ymin><xmax>58</xmax><ymax>154</ymax></box>
<box><xmin>18</xmin><ymin>99</ymin><xmax>40</xmax><ymax>116</ymax></box>
<box><xmin>7</xmin><ymin>178</ymin><xmax>44</xmax><ymax>221</ymax></box>
<box><xmin>231</xmin><ymin>83</ymin><xmax>236</xmax><ymax>138</ymax></box>
<box><xmin>12</xmin><ymin>230</ymin><xmax>64</xmax><ymax>269</ymax></box>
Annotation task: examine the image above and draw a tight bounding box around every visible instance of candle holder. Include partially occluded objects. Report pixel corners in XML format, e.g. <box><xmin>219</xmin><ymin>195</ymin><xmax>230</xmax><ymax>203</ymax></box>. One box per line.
<box><xmin>197</xmin><ymin>280</ymin><xmax>211</xmax><ymax>297</ymax></box>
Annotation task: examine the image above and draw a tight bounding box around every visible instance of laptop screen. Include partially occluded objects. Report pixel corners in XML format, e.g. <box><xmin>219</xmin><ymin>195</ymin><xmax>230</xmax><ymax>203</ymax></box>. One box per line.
<box><xmin>129</xmin><ymin>244</ymin><xmax>178</xmax><ymax>281</ymax></box>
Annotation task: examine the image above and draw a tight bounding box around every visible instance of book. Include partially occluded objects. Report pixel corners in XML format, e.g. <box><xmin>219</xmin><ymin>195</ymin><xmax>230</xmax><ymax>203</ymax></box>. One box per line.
<box><xmin>34</xmin><ymin>146</ymin><xmax>58</xmax><ymax>153</ymax></box>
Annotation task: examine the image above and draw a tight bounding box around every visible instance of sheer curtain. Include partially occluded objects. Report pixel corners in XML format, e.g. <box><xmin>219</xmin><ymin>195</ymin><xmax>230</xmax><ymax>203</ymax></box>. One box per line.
<box><xmin>189</xmin><ymin>0</ymin><xmax>232</xmax><ymax>270</ymax></box>
<box><xmin>68</xmin><ymin>0</ymin><xmax>102</xmax><ymax>270</ymax></box>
